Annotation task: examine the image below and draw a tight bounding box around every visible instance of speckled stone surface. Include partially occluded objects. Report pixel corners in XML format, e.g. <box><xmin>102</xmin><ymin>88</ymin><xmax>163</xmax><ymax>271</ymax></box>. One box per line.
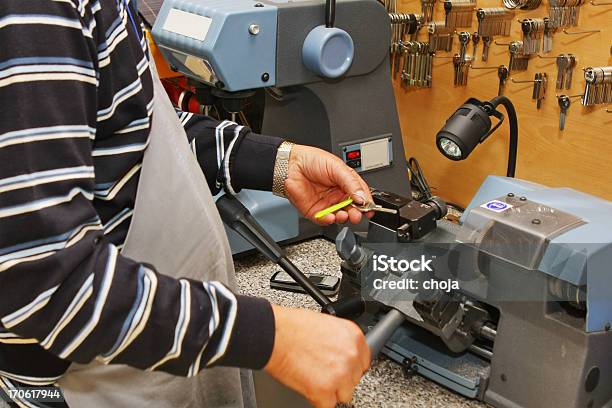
<box><xmin>234</xmin><ymin>239</ymin><xmax>488</xmax><ymax>408</ymax></box>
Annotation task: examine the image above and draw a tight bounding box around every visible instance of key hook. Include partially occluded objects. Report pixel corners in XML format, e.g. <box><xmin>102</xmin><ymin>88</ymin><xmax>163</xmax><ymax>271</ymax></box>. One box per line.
<box><xmin>511</xmin><ymin>78</ymin><xmax>543</xmax><ymax>83</ymax></box>
<box><xmin>470</xmin><ymin>65</ymin><xmax>500</xmax><ymax>69</ymax></box>
<box><xmin>562</xmin><ymin>28</ymin><xmax>601</xmax><ymax>35</ymax></box>
<box><xmin>555</xmin><ymin>93</ymin><xmax>584</xmax><ymax>99</ymax></box>
<box><xmin>494</xmin><ymin>40</ymin><xmax>511</xmax><ymax>46</ymax></box>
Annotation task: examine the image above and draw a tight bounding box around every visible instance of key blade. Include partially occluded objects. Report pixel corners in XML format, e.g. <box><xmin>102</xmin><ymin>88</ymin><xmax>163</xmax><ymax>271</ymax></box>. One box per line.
<box><xmin>373</xmin><ymin>208</ymin><xmax>399</xmax><ymax>214</ymax></box>
<box><xmin>560</xmin><ymin>111</ymin><xmax>566</xmax><ymax>130</ymax></box>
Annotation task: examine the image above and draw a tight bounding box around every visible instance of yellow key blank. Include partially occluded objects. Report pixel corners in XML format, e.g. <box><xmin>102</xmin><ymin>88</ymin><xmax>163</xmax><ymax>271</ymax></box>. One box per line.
<box><xmin>314</xmin><ymin>198</ymin><xmax>354</xmax><ymax>219</ymax></box>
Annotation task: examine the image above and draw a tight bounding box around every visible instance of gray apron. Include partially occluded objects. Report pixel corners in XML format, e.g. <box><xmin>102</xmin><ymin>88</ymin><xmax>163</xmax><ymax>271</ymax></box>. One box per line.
<box><xmin>57</xmin><ymin>57</ymin><xmax>255</xmax><ymax>408</ymax></box>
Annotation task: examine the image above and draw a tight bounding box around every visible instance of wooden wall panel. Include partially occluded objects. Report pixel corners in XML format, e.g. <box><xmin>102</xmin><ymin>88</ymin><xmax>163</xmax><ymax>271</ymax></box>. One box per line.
<box><xmin>394</xmin><ymin>0</ymin><xmax>612</xmax><ymax>208</ymax></box>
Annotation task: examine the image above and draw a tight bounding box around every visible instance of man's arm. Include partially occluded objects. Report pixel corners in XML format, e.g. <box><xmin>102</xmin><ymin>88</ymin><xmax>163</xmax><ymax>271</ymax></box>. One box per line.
<box><xmin>177</xmin><ymin>111</ymin><xmax>282</xmax><ymax>195</ymax></box>
<box><xmin>0</xmin><ymin>0</ymin><xmax>274</xmax><ymax>376</ymax></box>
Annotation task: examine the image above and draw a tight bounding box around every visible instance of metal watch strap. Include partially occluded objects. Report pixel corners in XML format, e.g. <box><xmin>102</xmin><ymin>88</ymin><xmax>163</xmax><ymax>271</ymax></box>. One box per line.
<box><xmin>272</xmin><ymin>141</ymin><xmax>294</xmax><ymax>197</ymax></box>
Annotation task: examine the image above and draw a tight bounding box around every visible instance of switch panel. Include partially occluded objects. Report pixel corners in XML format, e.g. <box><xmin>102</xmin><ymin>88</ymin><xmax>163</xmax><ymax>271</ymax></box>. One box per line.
<box><xmin>341</xmin><ymin>136</ymin><xmax>393</xmax><ymax>173</ymax></box>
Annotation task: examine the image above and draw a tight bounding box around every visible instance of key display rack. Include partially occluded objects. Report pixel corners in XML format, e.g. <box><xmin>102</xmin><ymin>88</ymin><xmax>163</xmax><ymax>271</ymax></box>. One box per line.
<box><xmin>387</xmin><ymin>0</ymin><xmax>611</xmax><ymax>208</ymax></box>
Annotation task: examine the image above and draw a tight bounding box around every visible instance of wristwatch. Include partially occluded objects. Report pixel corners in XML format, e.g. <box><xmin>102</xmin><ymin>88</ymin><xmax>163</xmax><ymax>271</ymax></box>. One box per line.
<box><xmin>272</xmin><ymin>141</ymin><xmax>294</xmax><ymax>197</ymax></box>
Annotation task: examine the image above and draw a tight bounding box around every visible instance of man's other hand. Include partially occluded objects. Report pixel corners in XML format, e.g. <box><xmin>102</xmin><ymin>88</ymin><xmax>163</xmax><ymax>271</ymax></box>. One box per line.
<box><xmin>285</xmin><ymin>145</ymin><xmax>374</xmax><ymax>225</ymax></box>
<box><xmin>264</xmin><ymin>305</ymin><xmax>371</xmax><ymax>408</ymax></box>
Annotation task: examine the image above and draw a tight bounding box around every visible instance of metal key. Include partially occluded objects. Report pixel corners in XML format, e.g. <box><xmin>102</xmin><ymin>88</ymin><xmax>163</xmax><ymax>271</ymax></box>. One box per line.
<box><xmin>352</xmin><ymin>202</ymin><xmax>398</xmax><ymax>214</ymax></box>
<box><xmin>453</xmin><ymin>54</ymin><xmax>461</xmax><ymax>85</ymax></box>
<box><xmin>556</xmin><ymin>54</ymin><xmax>568</xmax><ymax>90</ymax></box>
<box><xmin>558</xmin><ymin>95</ymin><xmax>570</xmax><ymax>130</ymax></box>
<box><xmin>533</xmin><ymin>72</ymin><xmax>547</xmax><ymax>109</ymax></box>
<box><xmin>458</xmin><ymin>32</ymin><xmax>470</xmax><ymax>59</ymax></box>
<box><xmin>482</xmin><ymin>36</ymin><xmax>491</xmax><ymax>61</ymax></box>
<box><xmin>471</xmin><ymin>32</ymin><xmax>480</xmax><ymax>60</ymax></box>
<box><xmin>565</xmin><ymin>54</ymin><xmax>576</xmax><ymax>89</ymax></box>
<box><xmin>497</xmin><ymin>65</ymin><xmax>509</xmax><ymax>96</ymax></box>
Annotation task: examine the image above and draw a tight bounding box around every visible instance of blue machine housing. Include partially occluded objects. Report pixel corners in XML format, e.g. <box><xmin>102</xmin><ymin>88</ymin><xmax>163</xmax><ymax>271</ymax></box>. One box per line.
<box><xmin>215</xmin><ymin>190</ymin><xmax>299</xmax><ymax>255</ymax></box>
<box><xmin>462</xmin><ymin>176</ymin><xmax>612</xmax><ymax>332</ymax></box>
<box><xmin>152</xmin><ymin>0</ymin><xmax>278</xmax><ymax>91</ymax></box>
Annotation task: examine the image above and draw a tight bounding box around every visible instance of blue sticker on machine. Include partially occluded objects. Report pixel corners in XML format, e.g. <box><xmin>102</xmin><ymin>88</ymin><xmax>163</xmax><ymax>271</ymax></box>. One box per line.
<box><xmin>480</xmin><ymin>200</ymin><xmax>513</xmax><ymax>213</ymax></box>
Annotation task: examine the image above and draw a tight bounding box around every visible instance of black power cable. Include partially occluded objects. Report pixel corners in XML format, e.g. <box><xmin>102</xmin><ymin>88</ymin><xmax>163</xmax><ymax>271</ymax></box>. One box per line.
<box><xmin>325</xmin><ymin>0</ymin><xmax>336</xmax><ymax>27</ymax></box>
<box><xmin>407</xmin><ymin>157</ymin><xmax>432</xmax><ymax>200</ymax></box>
<box><xmin>407</xmin><ymin>157</ymin><xmax>465</xmax><ymax>213</ymax></box>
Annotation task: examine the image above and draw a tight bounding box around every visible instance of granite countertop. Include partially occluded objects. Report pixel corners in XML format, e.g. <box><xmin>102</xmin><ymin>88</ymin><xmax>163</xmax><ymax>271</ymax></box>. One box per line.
<box><xmin>234</xmin><ymin>238</ymin><xmax>488</xmax><ymax>408</ymax></box>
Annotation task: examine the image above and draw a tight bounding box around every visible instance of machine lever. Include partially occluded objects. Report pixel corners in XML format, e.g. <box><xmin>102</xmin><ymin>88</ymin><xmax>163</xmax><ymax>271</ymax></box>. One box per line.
<box><xmin>216</xmin><ymin>194</ymin><xmax>331</xmax><ymax>308</ymax></box>
<box><xmin>365</xmin><ymin>309</ymin><xmax>406</xmax><ymax>360</ymax></box>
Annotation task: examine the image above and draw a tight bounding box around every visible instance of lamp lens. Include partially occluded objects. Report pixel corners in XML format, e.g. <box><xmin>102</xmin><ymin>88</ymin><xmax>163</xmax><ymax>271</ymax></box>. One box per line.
<box><xmin>439</xmin><ymin>137</ymin><xmax>462</xmax><ymax>159</ymax></box>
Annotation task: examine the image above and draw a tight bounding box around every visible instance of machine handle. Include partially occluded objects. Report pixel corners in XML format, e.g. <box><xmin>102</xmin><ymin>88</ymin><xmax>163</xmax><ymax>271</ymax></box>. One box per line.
<box><xmin>216</xmin><ymin>194</ymin><xmax>285</xmax><ymax>262</ymax></box>
<box><xmin>365</xmin><ymin>309</ymin><xmax>405</xmax><ymax>360</ymax></box>
<box><xmin>216</xmin><ymin>194</ymin><xmax>332</xmax><ymax>308</ymax></box>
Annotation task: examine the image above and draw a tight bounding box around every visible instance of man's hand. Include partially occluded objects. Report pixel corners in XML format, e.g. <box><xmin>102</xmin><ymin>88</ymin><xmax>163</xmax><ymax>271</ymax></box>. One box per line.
<box><xmin>285</xmin><ymin>145</ymin><xmax>374</xmax><ymax>225</ymax></box>
<box><xmin>264</xmin><ymin>305</ymin><xmax>371</xmax><ymax>408</ymax></box>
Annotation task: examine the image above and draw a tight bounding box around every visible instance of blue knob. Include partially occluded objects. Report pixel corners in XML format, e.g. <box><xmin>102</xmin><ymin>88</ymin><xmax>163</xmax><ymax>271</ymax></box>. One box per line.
<box><xmin>302</xmin><ymin>25</ymin><xmax>354</xmax><ymax>78</ymax></box>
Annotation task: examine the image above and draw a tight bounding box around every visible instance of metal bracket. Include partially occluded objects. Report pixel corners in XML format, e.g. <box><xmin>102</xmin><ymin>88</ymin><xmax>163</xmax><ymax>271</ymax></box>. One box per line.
<box><xmin>402</xmin><ymin>356</ymin><xmax>420</xmax><ymax>378</ymax></box>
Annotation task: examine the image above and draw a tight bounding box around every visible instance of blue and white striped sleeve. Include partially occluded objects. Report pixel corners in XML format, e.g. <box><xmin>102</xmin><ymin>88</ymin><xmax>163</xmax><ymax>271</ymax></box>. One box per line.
<box><xmin>0</xmin><ymin>0</ymin><xmax>275</xmax><ymax>379</ymax></box>
<box><xmin>177</xmin><ymin>111</ymin><xmax>284</xmax><ymax>196</ymax></box>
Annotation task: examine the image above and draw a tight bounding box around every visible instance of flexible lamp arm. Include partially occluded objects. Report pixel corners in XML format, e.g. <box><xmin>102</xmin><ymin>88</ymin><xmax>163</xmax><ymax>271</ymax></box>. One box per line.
<box><xmin>325</xmin><ymin>0</ymin><xmax>336</xmax><ymax>27</ymax></box>
<box><xmin>486</xmin><ymin>96</ymin><xmax>519</xmax><ymax>178</ymax></box>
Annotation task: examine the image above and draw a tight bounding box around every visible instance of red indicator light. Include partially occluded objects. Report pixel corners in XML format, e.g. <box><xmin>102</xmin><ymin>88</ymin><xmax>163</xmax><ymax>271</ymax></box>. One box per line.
<box><xmin>347</xmin><ymin>150</ymin><xmax>361</xmax><ymax>160</ymax></box>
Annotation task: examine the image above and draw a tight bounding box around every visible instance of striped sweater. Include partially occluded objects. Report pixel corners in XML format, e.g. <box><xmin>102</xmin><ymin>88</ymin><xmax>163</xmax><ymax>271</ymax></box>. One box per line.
<box><xmin>0</xmin><ymin>0</ymin><xmax>280</xmax><ymax>389</ymax></box>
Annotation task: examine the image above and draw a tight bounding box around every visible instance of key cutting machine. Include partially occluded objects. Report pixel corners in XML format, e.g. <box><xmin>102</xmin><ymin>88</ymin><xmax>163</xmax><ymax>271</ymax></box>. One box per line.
<box><xmin>151</xmin><ymin>0</ymin><xmax>410</xmax><ymax>253</ymax></box>
<box><xmin>336</xmin><ymin>176</ymin><xmax>612</xmax><ymax>408</ymax></box>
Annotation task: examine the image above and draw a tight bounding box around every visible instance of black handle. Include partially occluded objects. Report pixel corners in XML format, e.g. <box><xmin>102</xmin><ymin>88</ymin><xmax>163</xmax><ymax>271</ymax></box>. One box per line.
<box><xmin>216</xmin><ymin>194</ymin><xmax>284</xmax><ymax>262</ymax></box>
<box><xmin>365</xmin><ymin>309</ymin><xmax>405</xmax><ymax>360</ymax></box>
<box><xmin>216</xmin><ymin>194</ymin><xmax>331</xmax><ymax>308</ymax></box>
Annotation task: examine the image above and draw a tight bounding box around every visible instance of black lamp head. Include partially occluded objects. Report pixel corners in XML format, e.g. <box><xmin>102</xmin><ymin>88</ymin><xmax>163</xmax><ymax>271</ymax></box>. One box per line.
<box><xmin>436</xmin><ymin>98</ymin><xmax>504</xmax><ymax>161</ymax></box>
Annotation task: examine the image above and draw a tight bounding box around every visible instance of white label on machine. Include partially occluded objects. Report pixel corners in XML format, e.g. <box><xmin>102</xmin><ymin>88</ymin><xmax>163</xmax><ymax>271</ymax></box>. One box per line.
<box><xmin>360</xmin><ymin>139</ymin><xmax>390</xmax><ymax>171</ymax></box>
<box><xmin>163</xmin><ymin>9</ymin><xmax>212</xmax><ymax>41</ymax></box>
<box><xmin>481</xmin><ymin>200</ymin><xmax>513</xmax><ymax>213</ymax></box>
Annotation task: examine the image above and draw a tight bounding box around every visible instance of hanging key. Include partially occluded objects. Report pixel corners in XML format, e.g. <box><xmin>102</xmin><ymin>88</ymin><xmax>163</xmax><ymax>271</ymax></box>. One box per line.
<box><xmin>520</xmin><ymin>18</ymin><xmax>545</xmax><ymax>55</ymax></box>
<box><xmin>565</xmin><ymin>54</ymin><xmax>576</xmax><ymax>90</ymax></box>
<box><xmin>452</xmin><ymin>54</ymin><xmax>471</xmax><ymax>86</ymax></box>
<box><xmin>389</xmin><ymin>13</ymin><xmax>404</xmax><ymax>78</ymax></box>
<box><xmin>428</xmin><ymin>21</ymin><xmax>454</xmax><ymax>52</ymax></box>
<box><xmin>531</xmin><ymin>73</ymin><xmax>540</xmax><ymax>103</ymax></box>
<box><xmin>548</xmin><ymin>0</ymin><xmax>584</xmax><ymax>29</ymax></box>
<box><xmin>453</xmin><ymin>54</ymin><xmax>462</xmax><ymax>86</ymax></box>
<box><xmin>472</xmin><ymin>32</ymin><xmax>480</xmax><ymax>60</ymax></box>
<box><xmin>582</xmin><ymin>67</ymin><xmax>612</xmax><ymax>106</ymax></box>
<box><xmin>555</xmin><ymin>54</ymin><xmax>567</xmax><ymax>90</ymax></box>
<box><xmin>531</xmin><ymin>72</ymin><xmax>547</xmax><ymax>109</ymax></box>
<box><xmin>401</xmin><ymin>41</ymin><xmax>434</xmax><ymax>89</ymax></box>
<box><xmin>498</xmin><ymin>65</ymin><xmax>509</xmax><ymax>96</ymax></box>
<box><xmin>421</xmin><ymin>0</ymin><xmax>436</xmax><ymax>22</ymax></box>
<box><xmin>538</xmin><ymin>73</ymin><xmax>548</xmax><ymax>109</ymax></box>
<box><xmin>557</xmin><ymin>95</ymin><xmax>571</xmax><ymax>130</ymax></box>
<box><xmin>445</xmin><ymin>0</ymin><xmax>475</xmax><ymax>30</ymax></box>
<box><xmin>477</xmin><ymin>8</ymin><xmax>515</xmax><ymax>37</ymax></box>
<box><xmin>458</xmin><ymin>32</ymin><xmax>471</xmax><ymax>59</ymax></box>
<box><xmin>482</xmin><ymin>36</ymin><xmax>491</xmax><ymax>61</ymax></box>
<box><xmin>509</xmin><ymin>41</ymin><xmax>529</xmax><ymax>72</ymax></box>
<box><xmin>401</xmin><ymin>43</ymin><xmax>411</xmax><ymax>87</ymax></box>
<box><xmin>542</xmin><ymin>18</ymin><xmax>554</xmax><ymax>53</ymax></box>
